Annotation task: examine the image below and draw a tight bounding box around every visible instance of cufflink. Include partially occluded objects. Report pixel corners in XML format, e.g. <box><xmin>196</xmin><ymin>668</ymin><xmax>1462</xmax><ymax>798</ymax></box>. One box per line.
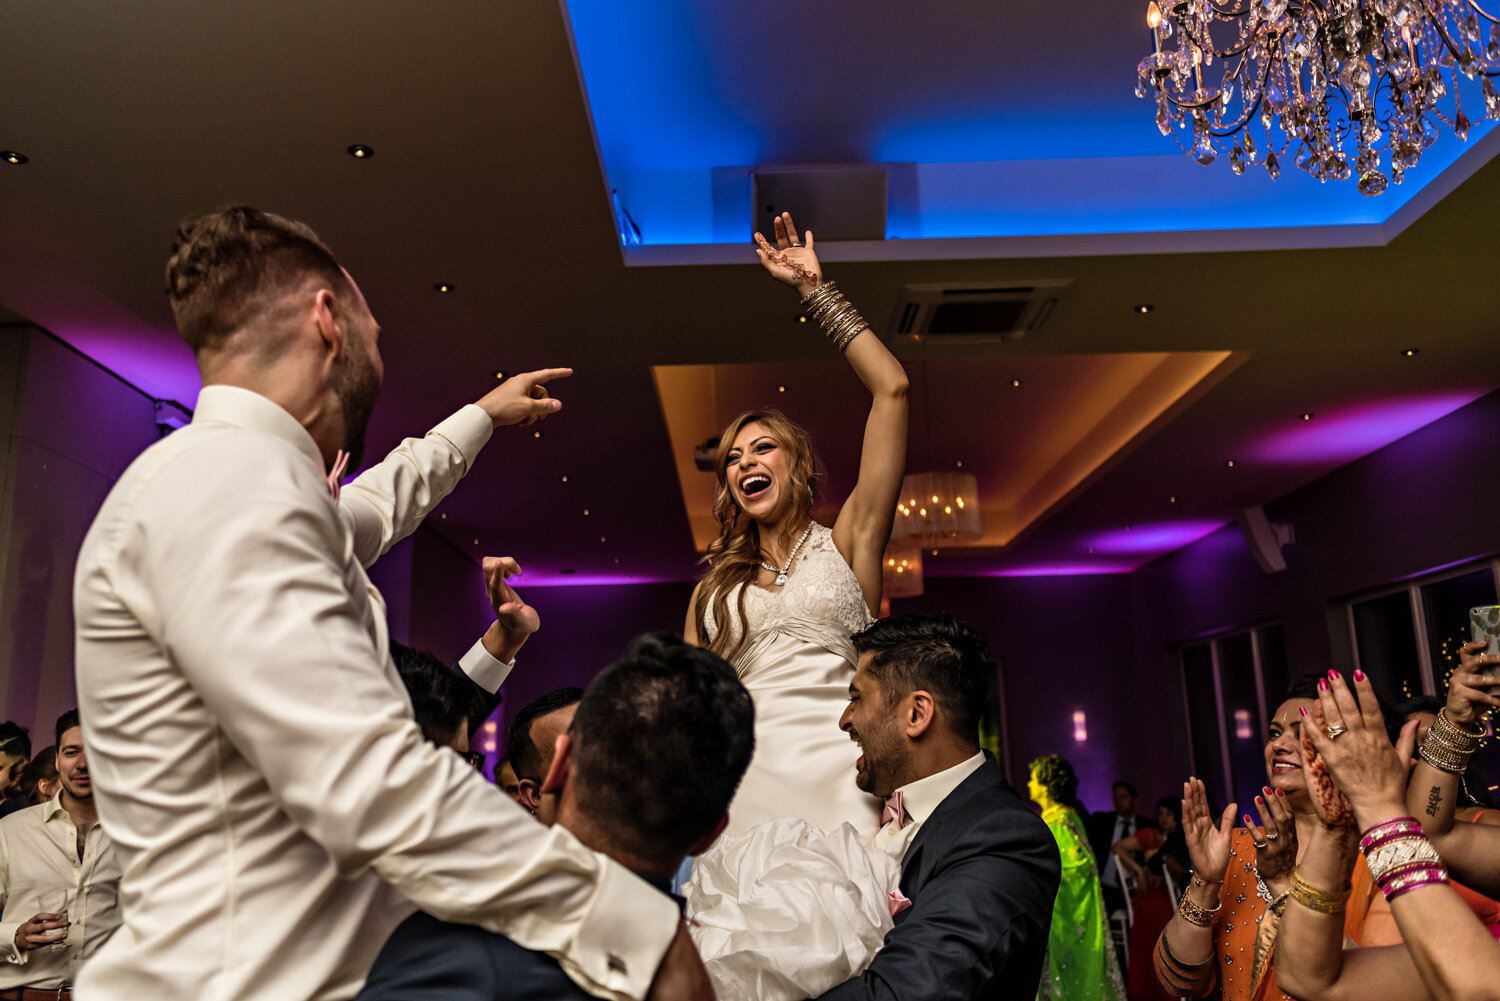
<box><xmin>608</xmin><ymin>954</ymin><xmax>628</xmax><ymax>974</ymax></box>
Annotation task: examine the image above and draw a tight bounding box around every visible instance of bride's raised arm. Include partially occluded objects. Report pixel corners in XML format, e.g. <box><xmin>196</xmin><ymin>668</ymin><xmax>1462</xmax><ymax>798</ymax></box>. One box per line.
<box><xmin>755</xmin><ymin>211</ymin><xmax>909</xmax><ymax>615</ymax></box>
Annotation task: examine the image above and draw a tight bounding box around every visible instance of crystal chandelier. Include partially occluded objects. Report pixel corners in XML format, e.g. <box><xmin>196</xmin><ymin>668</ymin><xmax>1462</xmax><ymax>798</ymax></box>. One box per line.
<box><xmin>892</xmin><ymin>471</ymin><xmax>982</xmax><ymax>547</ymax></box>
<box><xmin>1137</xmin><ymin>0</ymin><xmax>1500</xmax><ymax>194</ymax></box>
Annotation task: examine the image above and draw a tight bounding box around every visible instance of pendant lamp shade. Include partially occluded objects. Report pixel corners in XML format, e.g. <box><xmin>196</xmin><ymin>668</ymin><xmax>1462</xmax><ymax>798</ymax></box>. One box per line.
<box><xmin>891</xmin><ymin>471</ymin><xmax>981</xmax><ymax>547</ymax></box>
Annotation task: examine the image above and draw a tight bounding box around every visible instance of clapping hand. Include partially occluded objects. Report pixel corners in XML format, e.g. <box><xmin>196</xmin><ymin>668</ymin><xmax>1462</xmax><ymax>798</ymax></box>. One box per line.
<box><xmin>753</xmin><ymin>211</ymin><xmax>822</xmax><ymax>295</ymax></box>
<box><xmin>475</xmin><ymin>368</ymin><xmax>573</xmax><ymax>429</ymax></box>
<box><xmin>1182</xmin><ymin>776</ymin><xmax>1237</xmax><ymax>883</ymax></box>
<box><xmin>1302</xmin><ymin>671</ymin><xmax>1419</xmax><ymax>831</ymax></box>
<box><xmin>1246</xmin><ymin>783</ymin><xmax>1298</xmax><ymax>884</ymax></box>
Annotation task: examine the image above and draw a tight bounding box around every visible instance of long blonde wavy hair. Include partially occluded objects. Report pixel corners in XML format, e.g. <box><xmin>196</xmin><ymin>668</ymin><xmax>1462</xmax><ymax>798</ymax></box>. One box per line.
<box><xmin>693</xmin><ymin>410</ymin><xmax>822</xmax><ymax>660</ymax></box>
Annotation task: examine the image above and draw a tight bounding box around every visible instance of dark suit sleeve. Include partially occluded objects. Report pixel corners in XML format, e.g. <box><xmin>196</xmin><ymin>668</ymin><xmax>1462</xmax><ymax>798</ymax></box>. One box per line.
<box><xmin>815</xmin><ymin>817</ymin><xmax>1061</xmax><ymax>1001</ymax></box>
<box><xmin>356</xmin><ymin>914</ymin><xmax>500</xmax><ymax>1001</ymax></box>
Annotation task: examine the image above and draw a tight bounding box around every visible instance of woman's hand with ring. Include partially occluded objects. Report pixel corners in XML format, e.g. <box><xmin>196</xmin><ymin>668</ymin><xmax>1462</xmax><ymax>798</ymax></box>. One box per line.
<box><xmin>1447</xmin><ymin>641</ymin><xmax>1500</xmax><ymax>726</ymax></box>
<box><xmin>1303</xmin><ymin>670</ymin><xmax>1418</xmax><ymax>831</ymax></box>
<box><xmin>754</xmin><ymin>211</ymin><xmax>822</xmax><ymax>294</ymax></box>
<box><xmin>1247</xmin><ymin>784</ymin><xmax>1297</xmax><ymax>887</ymax></box>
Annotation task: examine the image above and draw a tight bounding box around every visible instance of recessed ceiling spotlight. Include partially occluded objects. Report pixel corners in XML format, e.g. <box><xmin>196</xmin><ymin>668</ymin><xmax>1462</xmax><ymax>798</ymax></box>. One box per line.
<box><xmin>1402</xmin><ymin>347</ymin><xmax>1420</xmax><ymax>357</ymax></box>
<box><xmin>600</xmin><ymin>535</ymin><xmax>607</xmax><ymax>543</ymax></box>
<box><xmin>777</xmin><ymin>385</ymin><xmax>787</xmax><ymax>393</ymax></box>
<box><xmin>532</xmin><ymin>430</ymin><xmax>542</xmax><ymax>438</ymax></box>
<box><xmin>2</xmin><ymin>151</ymin><xmax>27</xmax><ymax>165</ymax></box>
<box><xmin>1169</xmin><ymin>495</ymin><xmax>1177</xmax><ymax>503</ymax></box>
<box><xmin>582</xmin><ymin>508</ymin><xmax>590</xmax><ymax>516</ymax></box>
<box><xmin>560</xmin><ymin>474</ymin><xmax>569</xmax><ymax>483</ymax></box>
<box><xmin>347</xmin><ymin>144</ymin><xmax>374</xmax><ymax>158</ymax></box>
<box><xmin>472</xmin><ymin>538</ymin><xmax>479</xmax><ymax>545</ymax></box>
<box><xmin>1011</xmin><ymin>379</ymin><xmax>1022</xmax><ymax>388</ymax></box>
<box><xmin>440</xmin><ymin>512</ymin><xmax>447</xmax><ymax>519</ymax></box>
<box><xmin>1134</xmin><ymin>304</ymin><xmax>1154</xmax><ymax>314</ymax></box>
<box><xmin>492</xmin><ymin>370</ymin><xmax>506</xmax><ymax>380</ymax></box>
<box><xmin>613</xmin><ymin>557</ymin><xmax>620</xmax><ymax>564</ymax></box>
<box><xmin>930</xmin><ymin>549</ymin><xmax>938</xmax><ymax>556</ymax></box>
<box><xmin>798</xmin><ymin>316</ymin><xmax>808</xmax><ymax>323</ymax></box>
<box><xmin>955</xmin><ymin>459</ymin><xmax>963</xmax><ymax>468</ymax></box>
<box><xmin>1087</xmin><ymin>547</ymin><xmax>1095</xmax><ymax>554</ymax></box>
<box><xmin>434</xmin><ymin>282</ymin><xmax>453</xmax><ymax>293</ymax></box>
<box><xmin>1123</xmin><ymin>524</ymin><xmax>1132</xmax><ymax>531</ymax></box>
<box><xmin>1226</xmin><ymin>459</ymin><xmax>1237</xmax><ymax>467</ymax></box>
<box><xmin>1301</xmin><ymin>412</ymin><xmax>1314</xmax><ymax>421</ymax></box>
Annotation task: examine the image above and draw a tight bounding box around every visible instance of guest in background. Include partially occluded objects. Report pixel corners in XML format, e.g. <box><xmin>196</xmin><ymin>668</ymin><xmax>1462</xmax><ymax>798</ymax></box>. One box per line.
<box><xmin>1398</xmin><ymin>694</ymin><xmax>1497</xmax><ymax>820</ymax></box>
<box><xmin>1114</xmin><ymin>797</ymin><xmax>1187</xmax><ymax>1001</ymax></box>
<box><xmin>1029</xmin><ymin>754</ymin><xmax>1125</xmax><ymax>1001</ymax></box>
<box><xmin>0</xmin><ymin>710</ymin><xmax>122</xmax><ymax>994</ymax></box>
<box><xmin>506</xmin><ymin>688</ymin><xmax>584</xmax><ymax>820</ymax></box>
<box><xmin>356</xmin><ymin>634</ymin><xmax>755</xmax><ymax>1001</ymax></box>
<box><xmin>1088</xmin><ymin>781</ymin><xmax>1156</xmax><ymax>915</ymax></box>
<box><xmin>0</xmin><ymin>724</ymin><xmax>31</xmax><ymax>819</ymax></box>
<box><xmin>1152</xmin><ymin>675</ymin><xmax>1397</xmax><ymax>1001</ymax></box>
<box><xmin>391</xmin><ymin>641</ymin><xmax>489</xmax><ymax>752</ymax></box>
<box><xmin>18</xmin><ymin>747</ymin><xmax>60</xmax><ymax>807</ymax></box>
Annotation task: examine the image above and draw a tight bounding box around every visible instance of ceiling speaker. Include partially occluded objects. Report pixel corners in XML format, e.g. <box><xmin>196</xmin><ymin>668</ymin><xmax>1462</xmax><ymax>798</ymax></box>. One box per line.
<box><xmin>1238</xmin><ymin>506</ymin><xmax>1294</xmax><ymax>574</ymax></box>
<box><xmin>751</xmin><ymin>166</ymin><xmax>887</xmax><ymax>241</ymax></box>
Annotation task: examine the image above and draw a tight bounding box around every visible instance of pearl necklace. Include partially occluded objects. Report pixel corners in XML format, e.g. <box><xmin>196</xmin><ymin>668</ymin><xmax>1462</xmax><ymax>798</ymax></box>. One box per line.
<box><xmin>760</xmin><ymin>523</ymin><xmax>813</xmax><ymax>587</ymax></box>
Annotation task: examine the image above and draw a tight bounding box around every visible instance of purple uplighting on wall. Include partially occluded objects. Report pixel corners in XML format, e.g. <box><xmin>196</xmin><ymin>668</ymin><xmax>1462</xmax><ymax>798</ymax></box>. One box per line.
<box><xmin>514</xmin><ymin>573</ymin><xmax>681</xmax><ymax>588</ymax></box>
<box><xmin>987</xmin><ymin>563</ymin><xmax>1135</xmax><ymax>577</ymax></box>
<box><xmin>1088</xmin><ymin>520</ymin><xmax>1228</xmax><ymax>555</ymax></box>
<box><xmin>1249</xmin><ymin>392</ymin><xmax>1487</xmax><ymax>466</ymax></box>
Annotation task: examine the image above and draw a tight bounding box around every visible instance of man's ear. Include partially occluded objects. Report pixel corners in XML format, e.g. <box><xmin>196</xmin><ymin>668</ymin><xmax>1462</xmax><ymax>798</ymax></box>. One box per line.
<box><xmin>312</xmin><ymin>287</ymin><xmax>344</xmax><ymax>361</ymax></box>
<box><xmin>904</xmin><ymin>690</ymin><xmax>936</xmax><ymax>739</ymax></box>
<box><xmin>688</xmin><ymin>814</ymin><xmax>730</xmax><ymax>857</ymax></box>
<box><xmin>516</xmin><ymin>779</ymin><xmax>541</xmax><ymax>813</ymax></box>
<box><xmin>539</xmin><ymin>733</ymin><xmax>572</xmax><ymax>796</ymax></box>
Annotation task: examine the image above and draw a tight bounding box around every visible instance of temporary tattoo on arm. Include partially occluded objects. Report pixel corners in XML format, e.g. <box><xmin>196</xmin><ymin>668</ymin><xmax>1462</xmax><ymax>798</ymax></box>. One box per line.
<box><xmin>1426</xmin><ymin>786</ymin><xmax>1443</xmax><ymax>818</ymax></box>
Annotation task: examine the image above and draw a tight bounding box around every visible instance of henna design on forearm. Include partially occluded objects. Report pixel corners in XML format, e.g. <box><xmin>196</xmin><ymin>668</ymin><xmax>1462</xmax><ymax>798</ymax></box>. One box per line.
<box><xmin>1426</xmin><ymin>786</ymin><xmax>1443</xmax><ymax>818</ymax></box>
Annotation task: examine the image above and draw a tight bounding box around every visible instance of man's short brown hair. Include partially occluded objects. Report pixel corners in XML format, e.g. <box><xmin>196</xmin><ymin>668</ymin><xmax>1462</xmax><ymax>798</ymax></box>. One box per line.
<box><xmin>165</xmin><ymin>206</ymin><xmax>350</xmax><ymax>353</ymax></box>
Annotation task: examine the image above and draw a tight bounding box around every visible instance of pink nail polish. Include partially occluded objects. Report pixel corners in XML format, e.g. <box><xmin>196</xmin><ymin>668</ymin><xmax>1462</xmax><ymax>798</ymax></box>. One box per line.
<box><xmin>1327</xmin><ymin>670</ymin><xmax>1339</xmax><ymax>681</ymax></box>
<box><xmin>1299</xmin><ymin>707</ymin><xmax>1309</xmax><ymax>716</ymax></box>
<box><xmin>1318</xmin><ymin>678</ymin><xmax>1329</xmax><ymax>691</ymax></box>
<box><xmin>1354</xmin><ymin>669</ymin><xmax>1366</xmax><ymax>682</ymax></box>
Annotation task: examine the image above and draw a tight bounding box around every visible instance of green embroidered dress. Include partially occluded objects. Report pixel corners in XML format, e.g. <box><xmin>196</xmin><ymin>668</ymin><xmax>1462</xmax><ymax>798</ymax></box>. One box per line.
<box><xmin>1036</xmin><ymin>805</ymin><xmax>1126</xmax><ymax>1001</ymax></box>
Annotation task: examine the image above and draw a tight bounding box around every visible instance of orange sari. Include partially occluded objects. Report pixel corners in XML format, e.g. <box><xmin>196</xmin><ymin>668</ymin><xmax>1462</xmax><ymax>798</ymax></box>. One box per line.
<box><xmin>1155</xmin><ymin>827</ymin><xmax>1381</xmax><ymax>1001</ymax></box>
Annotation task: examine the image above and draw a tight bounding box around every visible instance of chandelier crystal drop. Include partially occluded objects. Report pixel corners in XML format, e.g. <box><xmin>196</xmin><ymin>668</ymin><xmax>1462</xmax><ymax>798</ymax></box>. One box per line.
<box><xmin>1137</xmin><ymin>0</ymin><xmax>1500</xmax><ymax>194</ymax></box>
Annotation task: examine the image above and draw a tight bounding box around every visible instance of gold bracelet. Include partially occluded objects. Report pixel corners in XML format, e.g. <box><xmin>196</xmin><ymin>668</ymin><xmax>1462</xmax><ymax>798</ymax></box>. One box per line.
<box><xmin>1432</xmin><ymin>708</ymin><xmax>1484</xmax><ymax>750</ymax></box>
<box><xmin>1419</xmin><ymin>725</ymin><xmax>1474</xmax><ymax>774</ymax></box>
<box><xmin>1177</xmin><ymin>890</ymin><xmax>1222</xmax><ymax>927</ymax></box>
<box><xmin>1289</xmin><ymin>870</ymin><xmax>1350</xmax><ymax>914</ymax></box>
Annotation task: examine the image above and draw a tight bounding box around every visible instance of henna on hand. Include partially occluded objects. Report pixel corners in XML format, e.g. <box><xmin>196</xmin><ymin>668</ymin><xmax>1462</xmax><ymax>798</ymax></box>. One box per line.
<box><xmin>1302</xmin><ymin>726</ymin><xmax>1357</xmax><ymax>829</ymax></box>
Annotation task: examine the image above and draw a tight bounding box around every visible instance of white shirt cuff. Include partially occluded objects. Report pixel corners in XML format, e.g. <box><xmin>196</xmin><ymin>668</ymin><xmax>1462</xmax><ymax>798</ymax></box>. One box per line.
<box><xmin>561</xmin><ymin>861</ymin><xmax>682</xmax><ymax>1001</ymax></box>
<box><xmin>458</xmin><ymin>637</ymin><xmax>514</xmax><ymax>693</ymax></box>
<box><xmin>428</xmin><ymin>404</ymin><xmax>495</xmax><ymax>469</ymax></box>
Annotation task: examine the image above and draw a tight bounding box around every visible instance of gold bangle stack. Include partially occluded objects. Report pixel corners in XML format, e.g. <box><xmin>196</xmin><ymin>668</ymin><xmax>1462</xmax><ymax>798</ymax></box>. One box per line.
<box><xmin>1288</xmin><ymin>870</ymin><xmax>1350</xmax><ymax>915</ymax></box>
<box><xmin>1418</xmin><ymin>708</ymin><xmax>1484</xmax><ymax>775</ymax></box>
<box><xmin>801</xmin><ymin>281</ymin><xmax>869</xmax><ymax>352</ymax></box>
<box><xmin>1177</xmin><ymin>891</ymin><xmax>1222</xmax><ymax>928</ymax></box>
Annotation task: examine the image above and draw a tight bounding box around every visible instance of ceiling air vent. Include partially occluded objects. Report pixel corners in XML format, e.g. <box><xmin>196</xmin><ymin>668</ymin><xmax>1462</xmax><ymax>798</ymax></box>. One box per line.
<box><xmin>889</xmin><ymin>280</ymin><xmax>1072</xmax><ymax>344</ymax></box>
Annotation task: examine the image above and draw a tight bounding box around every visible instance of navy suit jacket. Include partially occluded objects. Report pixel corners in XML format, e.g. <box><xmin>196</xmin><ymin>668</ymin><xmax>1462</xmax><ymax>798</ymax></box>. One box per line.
<box><xmin>817</xmin><ymin>759</ymin><xmax>1061</xmax><ymax>1001</ymax></box>
<box><xmin>354</xmin><ymin>876</ymin><xmax>678</xmax><ymax>1001</ymax></box>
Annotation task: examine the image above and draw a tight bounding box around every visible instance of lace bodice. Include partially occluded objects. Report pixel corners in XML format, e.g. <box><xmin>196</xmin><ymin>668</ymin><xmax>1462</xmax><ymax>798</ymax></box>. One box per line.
<box><xmin>703</xmin><ymin>523</ymin><xmax>873</xmax><ymax>658</ymax></box>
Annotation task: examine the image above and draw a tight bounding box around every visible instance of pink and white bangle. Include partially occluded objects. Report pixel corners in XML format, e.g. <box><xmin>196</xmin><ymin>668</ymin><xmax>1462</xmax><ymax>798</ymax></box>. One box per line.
<box><xmin>1360</xmin><ymin>816</ymin><xmax>1423</xmax><ymax>853</ymax></box>
<box><xmin>1378</xmin><ymin>863</ymin><xmax>1449</xmax><ymax>902</ymax></box>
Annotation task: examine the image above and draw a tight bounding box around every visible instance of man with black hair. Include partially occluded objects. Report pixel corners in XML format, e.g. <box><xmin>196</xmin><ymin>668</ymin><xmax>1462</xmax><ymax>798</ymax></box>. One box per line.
<box><xmin>506</xmin><ymin>687</ymin><xmax>585</xmax><ymax>819</ymax></box>
<box><xmin>1087</xmin><ymin>780</ymin><xmax>1156</xmax><ymax>914</ymax></box>
<box><xmin>357</xmin><ymin>634</ymin><xmax>755</xmax><ymax>1001</ymax></box>
<box><xmin>822</xmin><ymin>613</ymin><xmax>1060</xmax><ymax>1001</ymax></box>
<box><xmin>0</xmin><ymin>709</ymin><xmax>123</xmax><ymax>993</ymax></box>
<box><xmin>391</xmin><ymin>641</ymin><xmax>491</xmax><ymax>752</ymax></box>
<box><xmin>0</xmin><ymin>724</ymin><xmax>31</xmax><ymax>819</ymax></box>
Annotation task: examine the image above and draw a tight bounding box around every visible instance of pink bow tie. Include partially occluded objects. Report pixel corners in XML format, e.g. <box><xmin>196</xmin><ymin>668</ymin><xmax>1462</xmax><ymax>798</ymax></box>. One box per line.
<box><xmin>324</xmin><ymin>450</ymin><xmax>350</xmax><ymax>500</ymax></box>
<box><xmin>882</xmin><ymin>790</ymin><xmax>911</xmax><ymax>830</ymax></box>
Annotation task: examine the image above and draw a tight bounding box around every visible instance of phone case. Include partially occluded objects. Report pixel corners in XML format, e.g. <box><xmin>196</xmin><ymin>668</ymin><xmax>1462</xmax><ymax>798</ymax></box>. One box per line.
<box><xmin>1468</xmin><ymin>605</ymin><xmax>1500</xmax><ymax>658</ymax></box>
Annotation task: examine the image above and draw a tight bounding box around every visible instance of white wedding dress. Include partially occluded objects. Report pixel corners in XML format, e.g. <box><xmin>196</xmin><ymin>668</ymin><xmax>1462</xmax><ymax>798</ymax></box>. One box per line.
<box><xmin>689</xmin><ymin>523</ymin><xmax>899</xmax><ymax>1001</ymax></box>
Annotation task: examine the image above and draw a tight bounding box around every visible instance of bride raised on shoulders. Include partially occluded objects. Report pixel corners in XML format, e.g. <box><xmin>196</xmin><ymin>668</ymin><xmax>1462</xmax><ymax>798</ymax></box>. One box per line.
<box><xmin>683</xmin><ymin>210</ymin><xmax>910</xmax><ymax>840</ymax></box>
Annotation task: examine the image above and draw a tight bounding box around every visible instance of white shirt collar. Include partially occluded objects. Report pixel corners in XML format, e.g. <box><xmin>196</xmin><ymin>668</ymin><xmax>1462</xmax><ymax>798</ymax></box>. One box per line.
<box><xmin>193</xmin><ymin>385</ymin><xmax>325</xmax><ymax>473</ymax></box>
<box><xmin>891</xmin><ymin>750</ymin><xmax>986</xmax><ymax>825</ymax></box>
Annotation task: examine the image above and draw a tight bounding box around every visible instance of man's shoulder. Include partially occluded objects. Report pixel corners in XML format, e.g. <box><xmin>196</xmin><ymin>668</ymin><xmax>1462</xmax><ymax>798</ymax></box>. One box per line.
<box><xmin>0</xmin><ymin>800</ymin><xmax>50</xmax><ymax>832</ymax></box>
<box><xmin>928</xmin><ymin>762</ymin><xmax>1051</xmax><ymax>849</ymax></box>
<box><xmin>358</xmin><ymin>911</ymin><xmax>592</xmax><ymax>1001</ymax></box>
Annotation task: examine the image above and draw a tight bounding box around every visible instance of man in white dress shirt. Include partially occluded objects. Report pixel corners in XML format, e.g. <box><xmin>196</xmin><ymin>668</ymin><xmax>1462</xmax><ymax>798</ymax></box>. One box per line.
<box><xmin>0</xmin><ymin>710</ymin><xmax>121</xmax><ymax>997</ymax></box>
<box><xmin>72</xmin><ymin>207</ymin><xmax>706</xmax><ymax>1001</ymax></box>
